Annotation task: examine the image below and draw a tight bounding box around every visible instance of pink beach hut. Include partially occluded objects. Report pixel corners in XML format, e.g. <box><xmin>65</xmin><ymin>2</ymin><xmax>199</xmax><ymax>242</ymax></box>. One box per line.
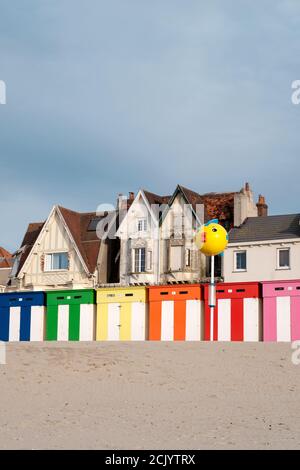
<box><xmin>262</xmin><ymin>280</ymin><xmax>300</xmax><ymax>342</ymax></box>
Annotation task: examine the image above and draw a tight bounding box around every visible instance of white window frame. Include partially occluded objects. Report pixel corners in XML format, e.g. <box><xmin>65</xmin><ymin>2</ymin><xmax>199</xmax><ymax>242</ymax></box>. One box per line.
<box><xmin>44</xmin><ymin>252</ymin><xmax>69</xmax><ymax>272</ymax></box>
<box><xmin>185</xmin><ymin>248</ymin><xmax>191</xmax><ymax>267</ymax></box>
<box><xmin>234</xmin><ymin>250</ymin><xmax>247</xmax><ymax>272</ymax></box>
<box><xmin>147</xmin><ymin>250</ymin><xmax>152</xmax><ymax>271</ymax></box>
<box><xmin>277</xmin><ymin>247</ymin><xmax>290</xmax><ymax>270</ymax></box>
<box><xmin>137</xmin><ymin>218</ymin><xmax>147</xmax><ymax>232</ymax></box>
<box><xmin>134</xmin><ymin>248</ymin><xmax>146</xmax><ymax>273</ymax></box>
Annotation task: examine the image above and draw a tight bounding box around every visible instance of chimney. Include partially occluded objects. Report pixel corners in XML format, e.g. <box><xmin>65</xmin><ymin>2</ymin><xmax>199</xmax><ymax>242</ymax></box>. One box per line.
<box><xmin>117</xmin><ymin>193</ymin><xmax>128</xmax><ymax>211</ymax></box>
<box><xmin>256</xmin><ymin>195</ymin><xmax>268</xmax><ymax>217</ymax></box>
<box><xmin>234</xmin><ymin>181</ymin><xmax>257</xmax><ymax>226</ymax></box>
<box><xmin>128</xmin><ymin>191</ymin><xmax>135</xmax><ymax>202</ymax></box>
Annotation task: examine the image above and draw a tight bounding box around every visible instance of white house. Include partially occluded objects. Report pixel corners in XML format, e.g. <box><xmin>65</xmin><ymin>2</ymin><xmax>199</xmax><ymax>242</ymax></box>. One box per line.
<box><xmin>7</xmin><ymin>205</ymin><xmax>118</xmax><ymax>291</ymax></box>
<box><xmin>117</xmin><ymin>182</ymin><xmax>264</xmax><ymax>285</ymax></box>
<box><xmin>159</xmin><ymin>185</ymin><xmax>205</xmax><ymax>283</ymax></box>
<box><xmin>117</xmin><ymin>189</ymin><xmax>170</xmax><ymax>285</ymax></box>
<box><xmin>223</xmin><ymin>213</ymin><xmax>300</xmax><ymax>282</ymax></box>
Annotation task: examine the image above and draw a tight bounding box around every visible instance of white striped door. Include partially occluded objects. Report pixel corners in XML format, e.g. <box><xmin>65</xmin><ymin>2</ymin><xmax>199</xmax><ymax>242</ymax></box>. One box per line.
<box><xmin>131</xmin><ymin>302</ymin><xmax>146</xmax><ymax>341</ymax></box>
<box><xmin>57</xmin><ymin>305</ymin><xmax>69</xmax><ymax>341</ymax></box>
<box><xmin>30</xmin><ymin>306</ymin><xmax>45</xmax><ymax>341</ymax></box>
<box><xmin>186</xmin><ymin>300</ymin><xmax>201</xmax><ymax>341</ymax></box>
<box><xmin>217</xmin><ymin>299</ymin><xmax>231</xmax><ymax>341</ymax></box>
<box><xmin>243</xmin><ymin>298</ymin><xmax>260</xmax><ymax>341</ymax></box>
<box><xmin>276</xmin><ymin>296</ymin><xmax>291</xmax><ymax>342</ymax></box>
<box><xmin>107</xmin><ymin>303</ymin><xmax>120</xmax><ymax>340</ymax></box>
<box><xmin>9</xmin><ymin>306</ymin><xmax>21</xmax><ymax>342</ymax></box>
<box><xmin>161</xmin><ymin>301</ymin><xmax>174</xmax><ymax>341</ymax></box>
<box><xmin>79</xmin><ymin>304</ymin><xmax>95</xmax><ymax>341</ymax></box>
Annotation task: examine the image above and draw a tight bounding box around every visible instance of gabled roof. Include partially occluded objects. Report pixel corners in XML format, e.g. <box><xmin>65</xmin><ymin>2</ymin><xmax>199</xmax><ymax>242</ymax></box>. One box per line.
<box><xmin>0</xmin><ymin>247</ymin><xmax>13</xmax><ymax>268</ymax></box>
<box><xmin>229</xmin><ymin>214</ymin><xmax>300</xmax><ymax>243</ymax></box>
<box><xmin>163</xmin><ymin>184</ymin><xmax>237</xmax><ymax>224</ymax></box>
<box><xmin>143</xmin><ymin>190</ymin><xmax>171</xmax><ymax>207</ymax></box>
<box><xmin>16</xmin><ymin>222</ymin><xmax>45</xmax><ymax>275</ymax></box>
<box><xmin>14</xmin><ymin>206</ymin><xmax>116</xmax><ymax>277</ymax></box>
<box><xmin>117</xmin><ymin>189</ymin><xmax>172</xmax><ymax>236</ymax></box>
<box><xmin>58</xmin><ymin>206</ymin><xmax>102</xmax><ymax>273</ymax></box>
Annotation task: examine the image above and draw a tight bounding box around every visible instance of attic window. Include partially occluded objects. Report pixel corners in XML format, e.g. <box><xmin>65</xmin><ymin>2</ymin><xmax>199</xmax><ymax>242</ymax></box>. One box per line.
<box><xmin>137</xmin><ymin>218</ymin><xmax>147</xmax><ymax>232</ymax></box>
<box><xmin>45</xmin><ymin>253</ymin><xmax>69</xmax><ymax>271</ymax></box>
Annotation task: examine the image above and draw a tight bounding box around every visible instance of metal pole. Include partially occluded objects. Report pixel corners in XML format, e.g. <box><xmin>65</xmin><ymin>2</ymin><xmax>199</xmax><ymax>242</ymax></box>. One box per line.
<box><xmin>210</xmin><ymin>255</ymin><xmax>215</xmax><ymax>341</ymax></box>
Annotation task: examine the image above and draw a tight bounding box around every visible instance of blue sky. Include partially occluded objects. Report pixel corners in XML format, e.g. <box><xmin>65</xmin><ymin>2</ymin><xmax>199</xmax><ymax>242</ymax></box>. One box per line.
<box><xmin>1</xmin><ymin>0</ymin><xmax>300</xmax><ymax>252</ymax></box>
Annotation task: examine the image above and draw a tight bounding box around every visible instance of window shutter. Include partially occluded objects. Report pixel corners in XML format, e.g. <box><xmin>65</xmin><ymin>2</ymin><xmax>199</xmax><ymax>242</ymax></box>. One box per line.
<box><xmin>147</xmin><ymin>250</ymin><xmax>152</xmax><ymax>271</ymax></box>
<box><xmin>131</xmin><ymin>249</ymin><xmax>135</xmax><ymax>273</ymax></box>
<box><xmin>44</xmin><ymin>254</ymin><xmax>51</xmax><ymax>271</ymax></box>
<box><xmin>185</xmin><ymin>248</ymin><xmax>191</xmax><ymax>267</ymax></box>
<box><xmin>170</xmin><ymin>246</ymin><xmax>182</xmax><ymax>271</ymax></box>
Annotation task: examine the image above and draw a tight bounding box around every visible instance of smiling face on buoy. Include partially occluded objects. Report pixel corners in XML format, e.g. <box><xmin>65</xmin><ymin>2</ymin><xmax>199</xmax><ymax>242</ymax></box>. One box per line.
<box><xmin>195</xmin><ymin>220</ymin><xmax>228</xmax><ymax>256</ymax></box>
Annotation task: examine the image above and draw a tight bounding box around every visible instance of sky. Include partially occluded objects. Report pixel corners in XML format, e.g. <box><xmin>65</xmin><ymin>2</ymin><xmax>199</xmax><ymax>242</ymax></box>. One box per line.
<box><xmin>1</xmin><ymin>0</ymin><xmax>300</xmax><ymax>252</ymax></box>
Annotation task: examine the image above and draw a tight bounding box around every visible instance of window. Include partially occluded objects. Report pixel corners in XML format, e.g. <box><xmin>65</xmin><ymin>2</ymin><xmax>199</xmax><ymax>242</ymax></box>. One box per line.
<box><xmin>170</xmin><ymin>246</ymin><xmax>183</xmax><ymax>271</ymax></box>
<box><xmin>134</xmin><ymin>248</ymin><xmax>146</xmax><ymax>272</ymax></box>
<box><xmin>185</xmin><ymin>248</ymin><xmax>191</xmax><ymax>267</ymax></box>
<box><xmin>234</xmin><ymin>250</ymin><xmax>247</xmax><ymax>271</ymax></box>
<box><xmin>277</xmin><ymin>248</ymin><xmax>290</xmax><ymax>269</ymax></box>
<box><xmin>45</xmin><ymin>252</ymin><xmax>69</xmax><ymax>271</ymax></box>
<box><xmin>137</xmin><ymin>218</ymin><xmax>147</xmax><ymax>232</ymax></box>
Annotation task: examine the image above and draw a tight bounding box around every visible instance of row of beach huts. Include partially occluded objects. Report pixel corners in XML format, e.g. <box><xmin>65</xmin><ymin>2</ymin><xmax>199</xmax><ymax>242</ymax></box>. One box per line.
<box><xmin>1</xmin><ymin>181</ymin><xmax>300</xmax><ymax>343</ymax></box>
<box><xmin>1</xmin><ymin>280</ymin><xmax>299</xmax><ymax>343</ymax></box>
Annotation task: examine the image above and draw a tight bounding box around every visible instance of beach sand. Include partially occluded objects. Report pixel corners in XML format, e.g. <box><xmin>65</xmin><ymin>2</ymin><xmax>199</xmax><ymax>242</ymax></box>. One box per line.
<box><xmin>0</xmin><ymin>341</ymin><xmax>299</xmax><ymax>449</ymax></box>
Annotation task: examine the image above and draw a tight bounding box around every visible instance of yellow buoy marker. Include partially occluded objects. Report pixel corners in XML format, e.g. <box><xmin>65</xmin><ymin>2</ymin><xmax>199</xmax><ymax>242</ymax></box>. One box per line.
<box><xmin>194</xmin><ymin>219</ymin><xmax>229</xmax><ymax>341</ymax></box>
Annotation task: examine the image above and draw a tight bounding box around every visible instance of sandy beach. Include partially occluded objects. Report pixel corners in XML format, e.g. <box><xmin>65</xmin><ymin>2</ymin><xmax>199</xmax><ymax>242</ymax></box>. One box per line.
<box><xmin>0</xmin><ymin>341</ymin><xmax>299</xmax><ymax>450</ymax></box>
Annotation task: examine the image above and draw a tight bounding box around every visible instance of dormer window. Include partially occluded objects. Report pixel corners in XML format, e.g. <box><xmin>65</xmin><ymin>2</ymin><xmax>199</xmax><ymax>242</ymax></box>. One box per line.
<box><xmin>137</xmin><ymin>218</ymin><xmax>147</xmax><ymax>232</ymax></box>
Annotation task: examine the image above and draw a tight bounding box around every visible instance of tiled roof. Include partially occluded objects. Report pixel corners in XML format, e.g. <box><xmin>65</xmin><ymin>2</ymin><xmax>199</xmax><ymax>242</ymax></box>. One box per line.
<box><xmin>142</xmin><ymin>185</ymin><xmax>237</xmax><ymax>225</ymax></box>
<box><xmin>59</xmin><ymin>207</ymin><xmax>116</xmax><ymax>273</ymax></box>
<box><xmin>229</xmin><ymin>214</ymin><xmax>300</xmax><ymax>243</ymax></box>
<box><xmin>143</xmin><ymin>190</ymin><xmax>171</xmax><ymax>207</ymax></box>
<box><xmin>58</xmin><ymin>207</ymin><xmax>99</xmax><ymax>273</ymax></box>
<box><xmin>178</xmin><ymin>185</ymin><xmax>237</xmax><ymax>223</ymax></box>
<box><xmin>17</xmin><ymin>223</ymin><xmax>45</xmax><ymax>274</ymax></box>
